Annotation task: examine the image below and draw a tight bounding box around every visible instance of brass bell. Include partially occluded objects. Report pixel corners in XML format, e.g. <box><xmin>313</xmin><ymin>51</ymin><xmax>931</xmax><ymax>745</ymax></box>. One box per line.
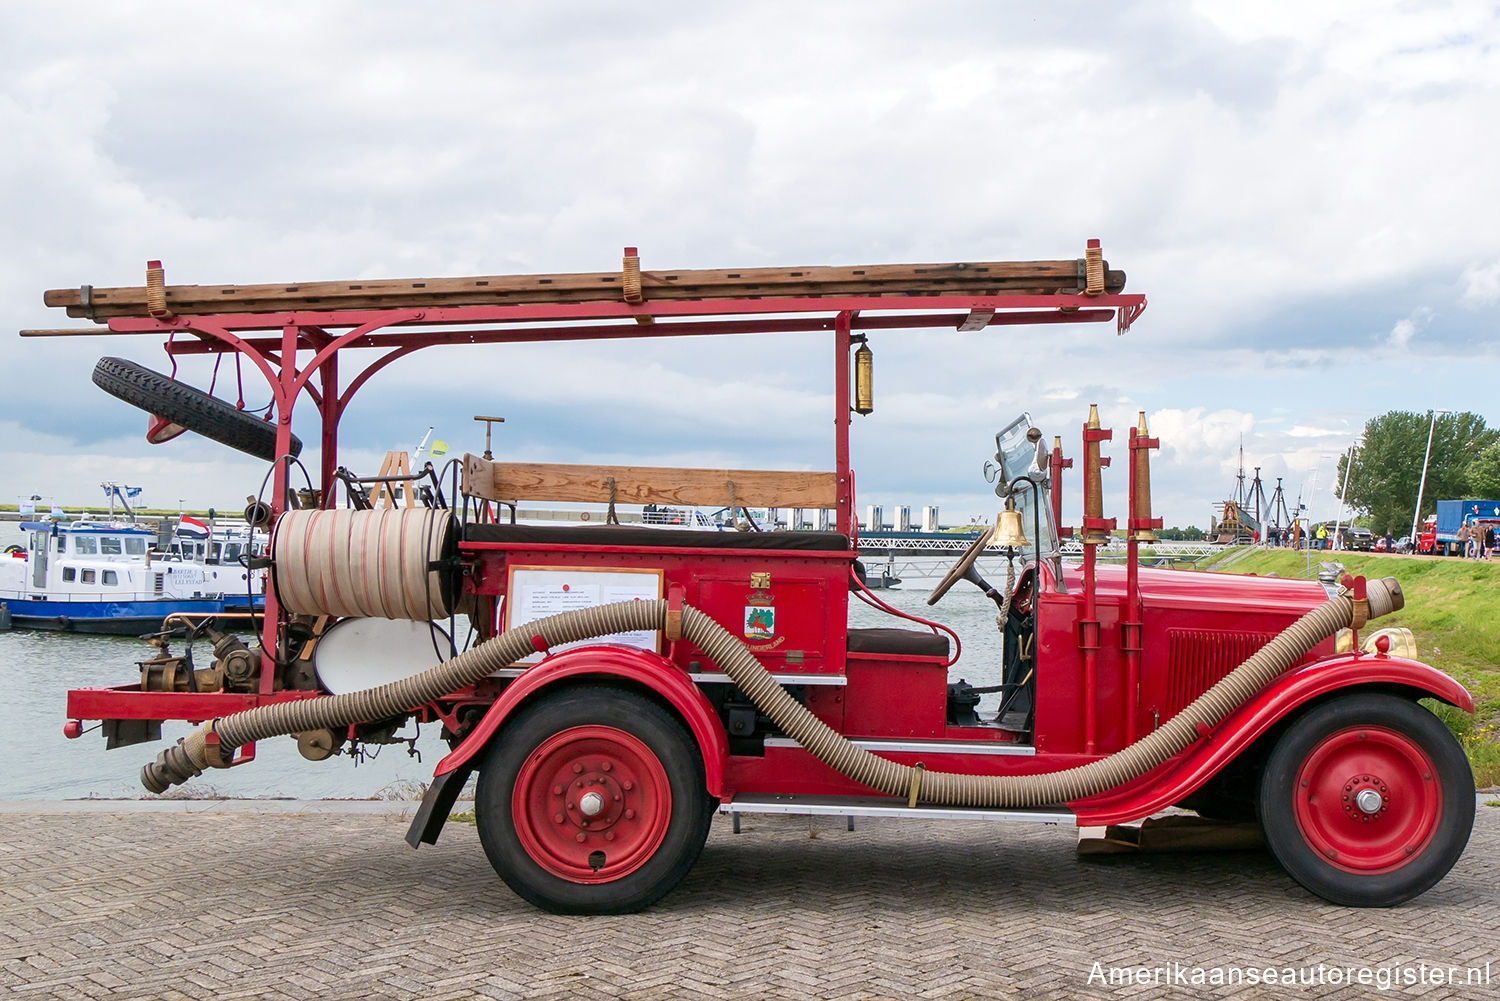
<box><xmin>993</xmin><ymin>497</ymin><xmax>1030</xmax><ymax>549</ymax></box>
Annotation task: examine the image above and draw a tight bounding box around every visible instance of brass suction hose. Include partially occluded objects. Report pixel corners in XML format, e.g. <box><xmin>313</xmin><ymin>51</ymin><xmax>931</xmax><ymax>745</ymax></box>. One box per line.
<box><xmin>143</xmin><ymin>579</ymin><xmax>1404</xmax><ymax>805</ymax></box>
<box><xmin>689</xmin><ymin>577</ymin><xmax>1401</xmax><ymax>806</ymax></box>
<box><xmin>141</xmin><ymin>601</ymin><xmax>670</xmax><ymax>793</ymax></box>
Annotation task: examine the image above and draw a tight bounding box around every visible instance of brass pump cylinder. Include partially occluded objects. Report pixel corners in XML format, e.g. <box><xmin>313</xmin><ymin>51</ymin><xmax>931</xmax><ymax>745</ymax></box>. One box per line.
<box><xmin>1082</xmin><ymin>404</ymin><xmax>1108</xmax><ymax>544</ymax></box>
<box><xmin>1133</xmin><ymin>411</ymin><xmax>1158</xmax><ymax>543</ymax></box>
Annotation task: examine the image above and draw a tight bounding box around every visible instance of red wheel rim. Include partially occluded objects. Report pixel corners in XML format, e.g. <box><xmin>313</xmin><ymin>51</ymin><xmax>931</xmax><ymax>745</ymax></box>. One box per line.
<box><xmin>512</xmin><ymin>725</ymin><xmax>672</xmax><ymax>884</ymax></box>
<box><xmin>1292</xmin><ymin>725</ymin><xmax>1442</xmax><ymax>874</ymax></box>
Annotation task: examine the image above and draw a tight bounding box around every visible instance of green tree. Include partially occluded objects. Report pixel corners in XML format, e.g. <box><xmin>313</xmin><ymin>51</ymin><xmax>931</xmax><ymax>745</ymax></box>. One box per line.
<box><xmin>1335</xmin><ymin>411</ymin><xmax>1497</xmax><ymax>536</ymax></box>
<box><xmin>1468</xmin><ymin>442</ymin><xmax>1500</xmax><ymax>499</ymax></box>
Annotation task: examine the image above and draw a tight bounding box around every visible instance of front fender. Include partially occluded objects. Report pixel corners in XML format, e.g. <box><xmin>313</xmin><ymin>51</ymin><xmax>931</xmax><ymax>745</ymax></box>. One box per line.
<box><xmin>433</xmin><ymin>645</ymin><xmax>730</xmax><ymax>798</ymax></box>
<box><xmin>1071</xmin><ymin>654</ymin><xmax>1473</xmax><ymax>826</ymax></box>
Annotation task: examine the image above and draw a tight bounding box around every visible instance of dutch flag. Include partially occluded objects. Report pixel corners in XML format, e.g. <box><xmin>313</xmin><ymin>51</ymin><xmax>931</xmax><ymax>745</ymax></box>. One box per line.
<box><xmin>177</xmin><ymin>516</ymin><xmax>210</xmax><ymax>539</ymax></box>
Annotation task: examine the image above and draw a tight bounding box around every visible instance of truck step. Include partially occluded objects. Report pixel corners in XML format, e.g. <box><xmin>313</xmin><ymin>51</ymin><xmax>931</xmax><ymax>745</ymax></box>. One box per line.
<box><xmin>720</xmin><ymin>793</ymin><xmax>1074</xmax><ymax>826</ymax></box>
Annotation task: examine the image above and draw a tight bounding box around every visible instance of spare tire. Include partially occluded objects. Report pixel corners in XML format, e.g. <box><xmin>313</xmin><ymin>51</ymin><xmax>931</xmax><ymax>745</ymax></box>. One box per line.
<box><xmin>92</xmin><ymin>357</ymin><xmax>302</xmax><ymax>462</ymax></box>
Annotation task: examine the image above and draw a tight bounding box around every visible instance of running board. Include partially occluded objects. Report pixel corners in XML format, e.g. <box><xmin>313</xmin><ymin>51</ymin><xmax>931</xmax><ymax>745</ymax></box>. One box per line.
<box><xmin>763</xmin><ymin>736</ymin><xmax>1034</xmax><ymax>756</ymax></box>
<box><xmin>720</xmin><ymin>793</ymin><xmax>1075</xmax><ymax>826</ymax></box>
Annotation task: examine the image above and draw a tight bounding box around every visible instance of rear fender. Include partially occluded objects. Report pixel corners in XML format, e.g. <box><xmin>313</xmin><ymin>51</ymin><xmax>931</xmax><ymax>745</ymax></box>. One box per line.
<box><xmin>408</xmin><ymin>645</ymin><xmax>729</xmax><ymax>848</ymax></box>
<box><xmin>1071</xmin><ymin>654</ymin><xmax>1473</xmax><ymax>826</ymax></box>
<box><xmin>434</xmin><ymin>645</ymin><xmax>729</xmax><ymax>796</ymax></box>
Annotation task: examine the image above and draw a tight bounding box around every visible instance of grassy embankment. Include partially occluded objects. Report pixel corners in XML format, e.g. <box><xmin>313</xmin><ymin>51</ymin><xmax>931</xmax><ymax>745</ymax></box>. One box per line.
<box><xmin>1203</xmin><ymin>550</ymin><xmax>1500</xmax><ymax>787</ymax></box>
<box><xmin>0</xmin><ymin>504</ymin><xmax>221</xmax><ymax>518</ymax></box>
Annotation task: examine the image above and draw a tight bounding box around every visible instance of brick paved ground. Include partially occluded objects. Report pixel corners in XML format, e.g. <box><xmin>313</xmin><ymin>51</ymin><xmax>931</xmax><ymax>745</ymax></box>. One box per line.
<box><xmin>0</xmin><ymin>800</ymin><xmax>1495</xmax><ymax>1000</ymax></box>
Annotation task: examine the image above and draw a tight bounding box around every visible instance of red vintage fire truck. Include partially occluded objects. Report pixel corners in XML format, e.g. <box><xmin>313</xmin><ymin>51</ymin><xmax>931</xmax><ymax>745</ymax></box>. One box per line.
<box><xmin>31</xmin><ymin>246</ymin><xmax>1475</xmax><ymax>914</ymax></box>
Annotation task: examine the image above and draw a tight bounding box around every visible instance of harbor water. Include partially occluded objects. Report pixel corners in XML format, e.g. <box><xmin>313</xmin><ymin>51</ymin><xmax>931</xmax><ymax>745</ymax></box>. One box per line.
<box><xmin>2</xmin><ymin>515</ymin><xmax>1016</xmax><ymax>799</ymax></box>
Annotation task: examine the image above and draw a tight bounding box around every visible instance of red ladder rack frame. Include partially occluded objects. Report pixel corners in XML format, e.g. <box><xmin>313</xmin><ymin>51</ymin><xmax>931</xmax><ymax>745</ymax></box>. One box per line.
<box><xmin>86</xmin><ymin>290</ymin><xmax>1146</xmax><ymax>693</ymax></box>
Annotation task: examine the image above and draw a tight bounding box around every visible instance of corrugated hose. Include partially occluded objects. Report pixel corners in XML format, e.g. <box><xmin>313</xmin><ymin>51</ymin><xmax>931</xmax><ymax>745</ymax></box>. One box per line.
<box><xmin>142</xmin><ymin>578</ymin><xmax>1404</xmax><ymax>806</ymax></box>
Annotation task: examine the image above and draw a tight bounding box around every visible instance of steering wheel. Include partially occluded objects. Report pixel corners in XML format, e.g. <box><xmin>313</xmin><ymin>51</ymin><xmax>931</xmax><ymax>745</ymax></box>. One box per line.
<box><xmin>926</xmin><ymin>527</ymin><xmax>994</xmax><ymax>605</ymax></box>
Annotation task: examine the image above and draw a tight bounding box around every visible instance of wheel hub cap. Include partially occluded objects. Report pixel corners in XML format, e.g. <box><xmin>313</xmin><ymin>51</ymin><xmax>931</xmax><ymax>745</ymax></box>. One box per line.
<box><xmin>1293</xmin><ymin>725</ymin><xmax>1441</xmax><ymax>874</ymax></box>
<box><xmin>511</xmin><ymin>724</ymin><xmax>673</xmax><ymax>884</ymax></box>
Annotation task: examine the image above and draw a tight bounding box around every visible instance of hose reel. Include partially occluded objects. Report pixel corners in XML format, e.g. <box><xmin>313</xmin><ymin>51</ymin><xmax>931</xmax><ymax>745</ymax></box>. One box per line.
<box><xmin>270</xmin><ymin>508</ymin><xmax>459</xmax><ymax>621</ymax></box>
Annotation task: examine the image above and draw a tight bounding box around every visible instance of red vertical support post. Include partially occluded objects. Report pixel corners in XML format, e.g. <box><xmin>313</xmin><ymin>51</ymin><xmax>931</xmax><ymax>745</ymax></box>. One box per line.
<box><xmin>318</xmin><ymin>352</ymin><xmax>339</xmax><ymax>507</ymax></box>
<box><xmin>257</xmin><ymin>321</ymin><xmax>301</xmax><ymax>694</ymax></box>
<box><xmin>1079</xmin><ymin>407</ymin><xmax>1114</xmax><ymax>755</ymax></box>
<box><xmin>1124</xmin><ymin>424</ymin><xmax>1140</xmax><ymax>744</ymax></box>
<box><xmin>833</xmin><ymin>311</ymin><xmax>854</xmax><ymax>538</ymax></box>
<box><xmin>1123</xmin><ymin>415</ymin><xmax>1162</xmax><ymax>743</ymax></box>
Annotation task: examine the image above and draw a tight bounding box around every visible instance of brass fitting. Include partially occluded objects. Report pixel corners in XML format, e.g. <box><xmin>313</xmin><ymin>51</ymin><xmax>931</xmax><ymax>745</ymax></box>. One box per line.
<box><xmin>1132</xmin><ymin>411</ymin><xmax>1158</xmax><ymax>543</ymax></box>
<box><xmin>1082</xmin><ymin>404</ymin><xmax>1109</xmax><ymax>544</ymax></box>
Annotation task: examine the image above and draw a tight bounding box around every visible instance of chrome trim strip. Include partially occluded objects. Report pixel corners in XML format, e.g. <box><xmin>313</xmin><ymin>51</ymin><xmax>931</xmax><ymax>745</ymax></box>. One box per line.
<box><xmin>720</xmin><ymin>794</ymin><xmax>1073</xmax><ymax>826</ymax></box>
<box><xmin>763</xmin><ymin>736</ymin><xmax>1034</xmax><ymax>756</ymax></box>
<box><xmin>690</xmin><ymin>672</ymin><xmax>846</xmax><ymax>687</ymax></box>
<box><xmin>488</xmin><ymin>669</ymin><xmax>847</xmax><ymax>686</ymax></box>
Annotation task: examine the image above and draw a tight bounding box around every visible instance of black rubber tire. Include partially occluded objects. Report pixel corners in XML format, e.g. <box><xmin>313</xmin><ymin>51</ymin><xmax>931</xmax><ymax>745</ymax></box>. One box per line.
<box><xmin>92</xmin><ymin>356</ymin><xmax>301</xmax><ymax>462</ymax></box>
<box><xmin>475</xmin><ymin>685</ymin><xmax>712</xmax><ymax>914</ymax></box>
<box><xmin>1258</xmin><ymin>693</ymin><xmax>1474</xmax><ymax>906</ymax></box>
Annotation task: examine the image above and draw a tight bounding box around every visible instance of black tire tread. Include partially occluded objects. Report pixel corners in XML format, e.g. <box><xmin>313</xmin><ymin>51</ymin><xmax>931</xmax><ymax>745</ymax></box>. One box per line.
<box><xmin>474</xmin><ymin>685</ymin><xmax>712</xmax><ymax>915</ymax></box>
<box><xmin>92</xmin><ymin>356</ymin><xmax>301</xmax><ymax>462</ymax></box>
<box><xmin>1258</xmin><ymin>693</ymin><xmax>1474</xmax><ymax>907</ymax></box>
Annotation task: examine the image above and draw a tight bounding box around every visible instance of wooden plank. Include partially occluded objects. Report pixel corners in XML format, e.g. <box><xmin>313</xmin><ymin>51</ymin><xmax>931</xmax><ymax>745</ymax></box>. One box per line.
<box><xmin>55</xmin><ymin>273</ymin><xmax>1127</xmax><ymax>318</ymax></box>
<box><xmin>46</xmin><ymin>257</ymin><xmax>1127</xmax><ymax>319</ymax></box>
<box><xmin>462</xmin><ymin>455</ymin><xmax>838</xmax><ymax>509</ymax></box>
<box><xmin>45</xmin><ymin>259</ymin><xmax>1088</xmax><ymax>307</ymax></box>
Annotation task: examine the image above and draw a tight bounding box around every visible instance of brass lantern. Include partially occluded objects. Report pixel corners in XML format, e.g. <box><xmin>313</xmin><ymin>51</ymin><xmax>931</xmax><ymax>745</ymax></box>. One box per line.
<box><xmin>852</xmin><ymin>337</ymin><xmax>874</xmax><ymax>415</ymax></box>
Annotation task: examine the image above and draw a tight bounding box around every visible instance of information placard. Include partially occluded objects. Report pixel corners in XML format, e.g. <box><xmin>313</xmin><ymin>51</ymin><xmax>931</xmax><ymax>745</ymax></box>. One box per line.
<box><xmin>504</xmin><ymin>566</ymin><xmax>664</xmax><ymax>663</ymax></box>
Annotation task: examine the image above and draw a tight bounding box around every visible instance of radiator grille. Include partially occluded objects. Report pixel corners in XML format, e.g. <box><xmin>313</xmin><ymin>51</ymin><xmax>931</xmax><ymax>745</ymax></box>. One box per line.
<box><xmin>1164</xmin><ymin>629</ymin><xmax>1278</xmax><ymax>719</ymax></box>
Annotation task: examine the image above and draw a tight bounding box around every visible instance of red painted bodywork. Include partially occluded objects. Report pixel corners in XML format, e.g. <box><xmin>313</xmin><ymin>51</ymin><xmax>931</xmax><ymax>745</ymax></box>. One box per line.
<box><xmin>434</xmin><ymin>645</ymin><xmax>731</xmax><ymax>799</ymax></box>
<box><xmin>1070</xmin><ymin>655</ymin><xmax>1472</xmax><ymax>825</ymax></box>
<box><xmin>67</xmin><ymin>684</ymin><xmax>324</xmax><ymax>723</ymax></box>
<box><xmin>461</xmin><ymin>539</ymin><xmax>852</xmax><ymax>679</ymax></box>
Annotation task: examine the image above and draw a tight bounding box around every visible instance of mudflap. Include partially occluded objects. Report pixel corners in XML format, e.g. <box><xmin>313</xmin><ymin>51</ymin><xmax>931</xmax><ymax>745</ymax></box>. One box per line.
<box><xmin>405</xmin><ymin>765</ymin><xmax>474</xmax><ymax>848</ymax></box>
<box><xmin>103</xmin><ymin>719</ymin><xmax>162</xmax><ymax>750</ymax></box>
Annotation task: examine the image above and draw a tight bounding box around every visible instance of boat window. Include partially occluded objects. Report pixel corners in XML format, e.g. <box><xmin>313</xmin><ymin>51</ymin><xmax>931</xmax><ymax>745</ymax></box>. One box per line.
<box><xmin>100</xmin><ymin>537</ymin><xmax>123</xmax><ymax>556</ymax></box>
<box><xmin>224</xmin><ymin>543</ymin><xmax>243</xmax><ymax>562</ymax></box>
<box><xmin>125</xmin><ymin>538</ymin><xmax>146</xmax><ymax>555</ymax></box>
<box><xmin>102</xmin><ymin>570</ymin><xmax>118</xmax><ymax>586</ymax></box>
<box><xmin>55</xmin><ymin>536</ymin><xmax>65</xmax><ymax>552</ymax></box>
<box><xmin>62</xmin><ymin>567</ymin><xmax>76</xmax><ymax>582</ymax></box>
<box><xmin>81</xmin><ymin>569</ymin><xmax>97</xmax><ymax>584</ymax></box>
<box><xmin>74</xmin><ymin>536</ymin><xmax>97</xmax><ymax>555</ymax></box>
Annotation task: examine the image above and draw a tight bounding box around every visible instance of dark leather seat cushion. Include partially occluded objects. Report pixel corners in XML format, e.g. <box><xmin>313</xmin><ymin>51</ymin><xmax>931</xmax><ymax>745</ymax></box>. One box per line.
<box><xmin>846</xmin><ymin>627</ymin><xmax>950</xmax><ymax>658</ymax></box>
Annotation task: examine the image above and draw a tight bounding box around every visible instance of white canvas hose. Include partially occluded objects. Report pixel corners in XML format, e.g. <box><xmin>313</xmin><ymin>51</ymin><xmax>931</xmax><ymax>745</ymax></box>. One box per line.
<box><xmin>272</xmin><ymin>509</ymin><xmax>454</xmax><ymax>621</ymax></box>
<box><xmin>142</xmin><ymin>578</ymin><xmax>1403</xmax><ymax>804</ymax></box>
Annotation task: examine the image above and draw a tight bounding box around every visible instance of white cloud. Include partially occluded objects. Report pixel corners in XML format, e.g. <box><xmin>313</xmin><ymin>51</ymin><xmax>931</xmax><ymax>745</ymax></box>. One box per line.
<box><xmin>1</xmin><ymin>1</ymin><xmax>1499</xmax><ymax>529</ymax></box>
<box><xmin>1150</xmin><ymin>408</ymin><xmax>1256</xmax><ymax>464</ymax></box>
<box><xmin>1461</xmin><ymin>261</ymin><xmax>1500</xmax><ymax>306</ymax></box>
<box><xmin>1387</xmin><ymin>306</ymin><xmax>1433</xmax><ymax>349</ymax></box>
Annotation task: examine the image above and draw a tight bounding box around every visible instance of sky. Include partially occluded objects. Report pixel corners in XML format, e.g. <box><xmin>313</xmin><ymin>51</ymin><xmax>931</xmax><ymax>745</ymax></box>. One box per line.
<box><xmin>3</xmin><ymin>1</ymin><xmax>1498</xmax><ymax>529</ymax></box>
